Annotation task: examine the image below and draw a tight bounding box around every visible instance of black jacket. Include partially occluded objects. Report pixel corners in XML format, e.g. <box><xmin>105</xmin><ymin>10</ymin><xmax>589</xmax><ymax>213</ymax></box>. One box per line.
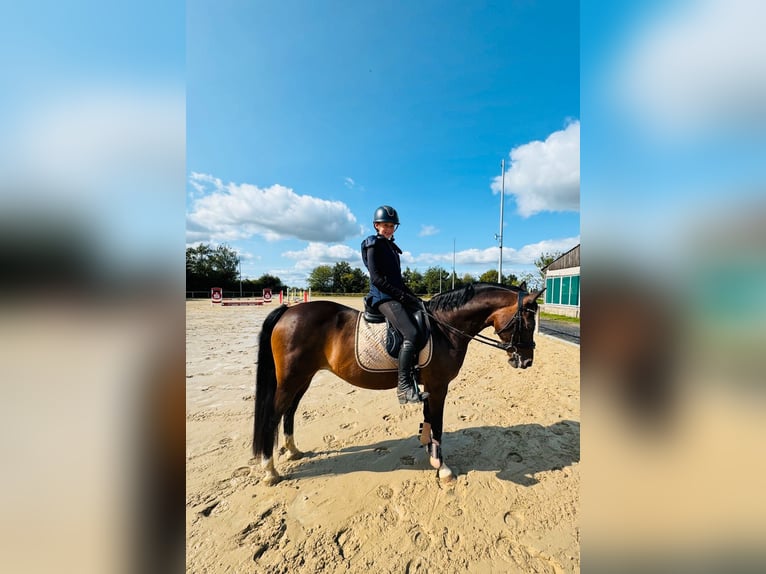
<box><xmin>361</xmin><ymin>234</ymin><xmax>414</xmax><ymax>309</ymax></box>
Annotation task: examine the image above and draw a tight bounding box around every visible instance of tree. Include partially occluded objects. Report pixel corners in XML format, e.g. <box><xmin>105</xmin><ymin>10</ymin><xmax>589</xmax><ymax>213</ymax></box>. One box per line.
<box><xmin>186</xmin><ymin>244</ymin><xmax>213</xmax><ymax>276</ymax></box>
<box><xmin>331</xmin><ymin>261</ymin><xmax>353</xmax><ymax>292</ymax></box>
<box><xmin>347</xmin><ymin>267</ymin><xmax>369</xmax><ymax>293</ymax></box>
<box><xmin>186</xmin><ymin>243</ymin><xmax>240</xmax><ymax>290</ymax></box>
<box><xmin>422</xmin><ymin>266</ymin><xmax>450</xmax><ymax>294</ymax></box>
<box><xmin>534</xmin><ymin>251</ymin><xmax>561</xmax><ymax>289</ymax></box>
<box><xmin>478</xmin><ymin>269</ymin><xmax>518</xmax><ymax>286</ymax></box>
<box><xmin>445</xmin><ymin>272</ymin><xmax>476</xmax><ymax>291</ymax></box>
<box><xmin>519</xmin><ymin>271</ymin><xmax>538</xmax><ymax>290</ymax></box>
<box><xmin>479</xmin><ymin>269</ymin><xmax>499</xmax><ymax>283</ymax></box>
<box><xmin>210</xmin><ymin>244</ymin><xmax>239</xmax><ymax>281</ymax></box>
<box><xmin>307</xmin><ymin>265</ymin><xmax>333</xmax><ymax>292</ymax></box>
<box><xmin>249</xmin><ymin>274</ymin><xmax>283</xmax><ymax>292</ymax></box>
<box><xmin>402</xmin><ymin>267</ymin><xmax>425</xmax><ymax>294</ymax></box>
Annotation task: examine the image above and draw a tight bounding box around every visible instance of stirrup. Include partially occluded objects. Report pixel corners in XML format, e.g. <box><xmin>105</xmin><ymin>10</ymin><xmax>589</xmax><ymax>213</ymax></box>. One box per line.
<box><xmin>397</xmin><ymin>385</ymin><xmax>429</xmax><ymax>404</ymax></box>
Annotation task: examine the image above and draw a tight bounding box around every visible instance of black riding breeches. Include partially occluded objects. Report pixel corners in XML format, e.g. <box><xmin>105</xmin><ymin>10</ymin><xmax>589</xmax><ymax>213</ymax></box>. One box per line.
<box><xmin>378</xmin><ymin>300</ymin><xmax>419</xmax><ymax>345</ymax></box>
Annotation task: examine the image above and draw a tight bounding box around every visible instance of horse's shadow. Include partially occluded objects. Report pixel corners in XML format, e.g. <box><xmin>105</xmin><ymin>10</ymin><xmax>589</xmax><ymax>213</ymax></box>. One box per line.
<box><xmin>282</xmin><ymin>420</ymin><xmax>579</xmax><ymax>485</ymax></box>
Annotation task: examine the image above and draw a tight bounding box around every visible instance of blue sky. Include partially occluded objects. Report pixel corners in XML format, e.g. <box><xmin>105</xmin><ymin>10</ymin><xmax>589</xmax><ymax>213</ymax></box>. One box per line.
<box><xmin>186</xmin><ymin>1</ymin><xmax>580</xmax><ymax>288</ymax></box>
<box><xmin>1</xmin><ymin>1</ymin><xmax>185</xmax><ymax>276</ymax></box>
<box><xmin>581</xmin><ymin>0</ymin><xmax>766</xmax><ymax>272</ymax></box>
<box><xmin>6</xmin><ymin>0</ymin><xmax>760</xmax><ymax>293</ymax></box>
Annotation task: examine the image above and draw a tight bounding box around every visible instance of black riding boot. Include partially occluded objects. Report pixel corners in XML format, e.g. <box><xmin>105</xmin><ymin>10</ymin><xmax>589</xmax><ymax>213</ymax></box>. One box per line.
<box><xmin>397</xmin><ymin>340</ymin><xmax>429</xmax><ymax>404</ymax></box>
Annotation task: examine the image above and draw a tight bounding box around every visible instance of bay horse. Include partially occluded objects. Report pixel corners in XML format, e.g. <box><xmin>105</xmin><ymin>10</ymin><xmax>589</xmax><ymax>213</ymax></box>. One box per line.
<box><xmin>252</xmin><ymin>282</ymin><xmax>544</xmax><ymax>484</ymax></box>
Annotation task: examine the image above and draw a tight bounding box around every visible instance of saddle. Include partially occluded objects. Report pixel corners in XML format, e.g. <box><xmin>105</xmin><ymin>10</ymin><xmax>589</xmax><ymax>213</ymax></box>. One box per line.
<box><xmin>354</xmin><ymin>303</ymin><xmax>433</xmax><ymax>373</ymax></box>
<box><xmin>362</xmin><ymin>304</ymin><xmax>430</xmax><ymax>357</ymax></box>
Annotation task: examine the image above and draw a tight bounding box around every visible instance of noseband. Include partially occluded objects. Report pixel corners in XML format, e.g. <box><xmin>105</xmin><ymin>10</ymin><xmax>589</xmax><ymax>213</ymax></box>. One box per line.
<box><xmin>494</xmin><ymin>291</ymin><xmax>536</xmax><ymax>351</ymax></box>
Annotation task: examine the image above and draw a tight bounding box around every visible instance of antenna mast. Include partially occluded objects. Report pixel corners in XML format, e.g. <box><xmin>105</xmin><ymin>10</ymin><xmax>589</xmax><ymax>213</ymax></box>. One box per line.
<box><xmin>497</xmin><ymin>159</ymin><xmax>505</xmax><ymax>284</ymax></box>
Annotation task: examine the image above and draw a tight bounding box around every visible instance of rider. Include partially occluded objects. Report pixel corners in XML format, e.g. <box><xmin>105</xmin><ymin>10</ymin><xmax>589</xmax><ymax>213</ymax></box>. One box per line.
<box><xmin>361</xmin><ymin>205</ymin><xmax>429</xmax><ymax>404</ymax></box>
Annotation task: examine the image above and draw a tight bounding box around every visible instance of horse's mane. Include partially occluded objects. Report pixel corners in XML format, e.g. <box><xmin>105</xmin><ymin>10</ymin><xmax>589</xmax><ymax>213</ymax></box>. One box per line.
<box><xmin>427</xmin><ymin>284</ymin><xmax>475</xmax><ymax>312</ymax></box>
<box><xmin>427</xmin><ymin>282</ymin><xmax>525</xmax><ymax>313</ymax></box>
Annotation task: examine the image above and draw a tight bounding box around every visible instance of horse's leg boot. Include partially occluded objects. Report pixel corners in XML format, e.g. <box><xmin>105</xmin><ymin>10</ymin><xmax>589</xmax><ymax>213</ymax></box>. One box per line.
<box><xmin>397</xmin><ymin>340</ymin><xmax>429</xmax><ymax>404</ymax></box>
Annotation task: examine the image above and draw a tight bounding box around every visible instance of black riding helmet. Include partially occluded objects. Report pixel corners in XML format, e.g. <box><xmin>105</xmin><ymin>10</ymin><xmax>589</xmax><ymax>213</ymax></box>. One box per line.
<box><xmin>373</xmin><ymin>205</ymin><xmax>400</xmax><ymax>226</ymax></box>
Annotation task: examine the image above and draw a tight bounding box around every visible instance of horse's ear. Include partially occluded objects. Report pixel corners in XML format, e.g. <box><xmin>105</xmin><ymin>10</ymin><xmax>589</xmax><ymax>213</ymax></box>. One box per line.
<box><xmin>518</xmin><ymin>281</ymin><xmax>527</xmax><ymax>291</ymax></box>
<box><xmin>524</xmin><ymin>288</ymin><xmax>545</xmax><ymax>306</ymax></box>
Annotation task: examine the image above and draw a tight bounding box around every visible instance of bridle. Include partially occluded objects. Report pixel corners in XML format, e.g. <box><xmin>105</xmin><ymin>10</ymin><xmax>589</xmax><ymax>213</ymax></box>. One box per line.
<box><xmin>494</xmin><ymin>293</ymin><xmax>537</xmax><ymax>351</ymax></box>
<box><xmin>422</xmin><ymin>291</ymin><xmax>536</xmax><ymax>353</ymax></box>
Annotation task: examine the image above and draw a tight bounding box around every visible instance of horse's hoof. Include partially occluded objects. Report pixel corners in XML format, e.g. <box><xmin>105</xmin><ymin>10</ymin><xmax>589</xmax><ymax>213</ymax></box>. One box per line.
<box><xmin>438</xmin><ymin>465</ymin><xmax>454</xmax><ymax>482</ymax></box>
<box><xmin>284</xmin><ymin>450</ymin><xmax>303</xmax><ymax>461</ymax></box>
<box><xmin>262</xmin><ymin>473</ymin><xmax>282</xmax><ymax>486</ymax></box>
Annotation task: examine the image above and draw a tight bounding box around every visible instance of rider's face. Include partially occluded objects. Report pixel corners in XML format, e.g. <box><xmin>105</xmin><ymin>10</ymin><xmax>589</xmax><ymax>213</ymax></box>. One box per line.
<box><xmin>375</xmin><ymin>222</ymin><xmax>396</xmax><ymax>239</ymax></box>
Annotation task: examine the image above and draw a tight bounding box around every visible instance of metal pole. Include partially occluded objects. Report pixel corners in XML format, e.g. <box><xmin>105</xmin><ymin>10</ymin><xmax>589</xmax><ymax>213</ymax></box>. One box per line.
<box><xmin>452</xmin><ymin>238</ymin><xmax>456</xmax><ymax>289</ymax></box>
<box><xmin>498</xmin><ymin>159</ymin><xmax>505</xmax><ymax>284</ymax></box>
<box><xmin>239</xmin><ymin>257</ymin><xmax>243</xmax><ymax>297</ymax></box>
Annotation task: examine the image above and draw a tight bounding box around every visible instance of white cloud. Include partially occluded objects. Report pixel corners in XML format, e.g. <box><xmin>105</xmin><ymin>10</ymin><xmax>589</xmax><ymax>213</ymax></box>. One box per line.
<box><xmin>510</xmin><ymin>237</ymin><xmax>580</xmax><ymax>264</ymax></box>
<box><xmin>282</xmin><ymin>242</ymin><xmax>361</xmax><ymax>270</ymax></box>
<box><xmin>265</xmin><ymin>268</ymin><xmax>312</xmax><ymax>287</ymax></box>
<box><xmin>492</xmin><ymin>121</ymin><xmax>580</xmax><ymax>217</ymax></box>
<box><xmin>416</xmin><ymin>236</ymin><xmax>580</xmax><ymax>268</ymax></box>
<box><xmin>186</xmin><ymin>174</ymin><xmax>363</xmax><ymax>243</ymax></box>
<box><xmin>189</xmin><ymin>172</ymin><xmax>223</xmax><ymax>197</ymax></box>
<box><xmin>419</xmin><ymin>224</ymin><xmax>440</xmax><ymax>237</ymax></box>
<box><xmin>242</xmin><ymin>235</ymin><xmax>580</xmax><ymax>289</ymax></box>
<box><xmin>237</xmin><ymin>249</ymin><xmax>259</xmax><ymax>263</ymax></box>
<box><xmin>5</xmin><ymin>86</ymin><xmax>184</xmax><ymax>197</ymax></box>
<box><xmin>615</xmin><ymin>0</ymin><xmax>766</xmax><ymax>138</ymax></box>
<box><xmin>415</xmin><ymin>247</ymin><xmax>496</xmax><ymax>267</ymax></box>
<box><xmin>0</xmin><ymin>85</ymin><xmax>185</xmax><ymax>268</ymax></box>
<box><xmin>343</xmin><ymin>176</ymin><xmax>365</xmax><ymax>192</ymax></box>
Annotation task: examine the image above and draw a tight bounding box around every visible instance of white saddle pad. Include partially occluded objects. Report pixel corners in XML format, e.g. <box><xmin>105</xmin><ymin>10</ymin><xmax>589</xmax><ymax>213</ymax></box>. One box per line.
<box><xmin>354</xmin><ymin>312</ymin><xmax>432</xmax><ymax>373</ymax></box>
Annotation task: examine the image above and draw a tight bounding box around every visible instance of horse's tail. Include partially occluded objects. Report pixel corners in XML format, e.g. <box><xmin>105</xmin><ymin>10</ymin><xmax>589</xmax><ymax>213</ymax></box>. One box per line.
<box><xmin>253</xmin><ymin>304</ymin><xmax>289</xmax><ymax>459</ymax></box>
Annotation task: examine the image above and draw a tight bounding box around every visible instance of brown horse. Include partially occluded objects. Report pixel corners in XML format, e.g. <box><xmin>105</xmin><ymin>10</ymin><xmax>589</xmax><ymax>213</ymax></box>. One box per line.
<box><xmin>252</xmin><ymin>282</ymin><xmax>544</xmax><ymax>484</ymax></box>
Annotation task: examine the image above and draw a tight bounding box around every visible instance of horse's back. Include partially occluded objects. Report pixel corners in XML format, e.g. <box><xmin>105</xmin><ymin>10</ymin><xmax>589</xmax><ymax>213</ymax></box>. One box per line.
<box><xmin>282</xmin><ymin>299</ymin><xmax>358</xmax><ymax>321</ymax></box>
<box><xmin>274</xmin><ymin>300</ymin><xmax>358</xmax><ymax>344</ymax></box>
<box><xmin>269</xmin><ymin>300</ymin><xmax>359</xmax><ymax>376</ymax></box>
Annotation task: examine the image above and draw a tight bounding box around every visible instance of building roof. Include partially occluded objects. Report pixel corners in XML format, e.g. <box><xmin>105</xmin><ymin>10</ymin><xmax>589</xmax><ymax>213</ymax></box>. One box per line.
<box><xmin>542</xmin><ymin>244</ymin><xmax>580</xmax><ymax>272</ymax></box>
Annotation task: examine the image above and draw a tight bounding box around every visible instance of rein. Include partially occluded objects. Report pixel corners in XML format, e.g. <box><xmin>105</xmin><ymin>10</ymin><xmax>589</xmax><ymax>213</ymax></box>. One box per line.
<box><xmin>422</xmin><ymin>291</ymin><xmax>535</xmax><ymax>353</ymax></box>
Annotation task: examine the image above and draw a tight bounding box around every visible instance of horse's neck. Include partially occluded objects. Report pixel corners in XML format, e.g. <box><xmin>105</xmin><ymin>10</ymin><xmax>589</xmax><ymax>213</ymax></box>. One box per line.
<box><xmin>437</xmin><ymin>301</ymin><xmax>497</xmax><ymax>338</ymax></box>
<box><xmin>431</xmin><ymin>288</ymin><xmax>519</xmax><ymax>343</ymax></box>
<box><xmin>441</xmin><ymin>290</ymin><xmax>519</xmax><ymax>335</ymax></box>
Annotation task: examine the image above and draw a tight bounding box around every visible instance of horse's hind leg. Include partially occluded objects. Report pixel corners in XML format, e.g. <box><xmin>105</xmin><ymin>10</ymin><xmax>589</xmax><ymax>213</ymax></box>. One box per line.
<box><xmin>259</xmin><ymin>382</ymin><xmax>306</xmax><ymax>485</ymax></box>
<box><xmin>281</xmin><ymin>384</ymin><xmax>310</xmax><ymax>460</ymax></box>
<box><xmin>261</xmin><ymin>370</ymin><xmax>315</xmax><ymax>482</ymax></box>
<box><xmin>260</xmin><ymin>428</ymin><xmax>281</xmax><ymax>485</ymax></box>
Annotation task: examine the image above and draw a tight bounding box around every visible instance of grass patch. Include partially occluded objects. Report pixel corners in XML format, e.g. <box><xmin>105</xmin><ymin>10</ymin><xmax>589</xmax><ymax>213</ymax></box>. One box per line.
<box><xmin>539</xmin><ymin>312</ymin><xmax>580</xmax><ymax>324</ymax></box>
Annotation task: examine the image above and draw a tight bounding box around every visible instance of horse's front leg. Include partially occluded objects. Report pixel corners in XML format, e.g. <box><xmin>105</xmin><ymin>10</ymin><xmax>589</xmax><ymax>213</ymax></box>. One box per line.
<box><xmin>420</xmin><ymin>393</ymin><xmax>454</xmax><ymax>482</ymax></box>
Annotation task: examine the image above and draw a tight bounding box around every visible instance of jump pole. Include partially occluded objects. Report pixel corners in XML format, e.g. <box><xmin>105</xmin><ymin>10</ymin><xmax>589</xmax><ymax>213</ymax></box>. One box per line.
<box><xmin>211</xmin><ymin>287</ymin><xmax>277</xmax><ymax>306</ymax></box>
